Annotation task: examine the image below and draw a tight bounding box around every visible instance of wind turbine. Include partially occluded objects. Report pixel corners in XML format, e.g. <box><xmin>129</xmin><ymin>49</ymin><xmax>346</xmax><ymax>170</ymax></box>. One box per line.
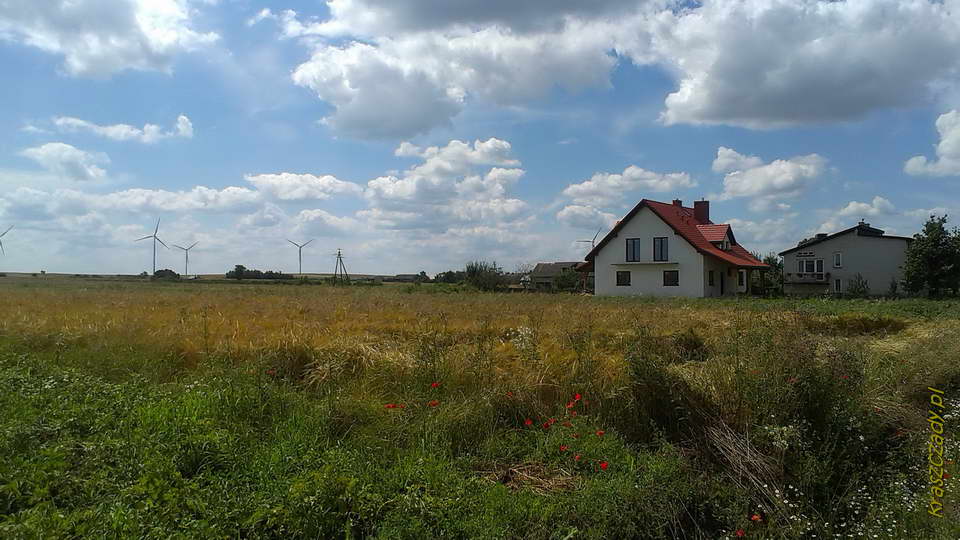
<box><xmin>172</xmin><ymin>241</ymin><xmax>198</xmax><ymax>278</ymax></box>
<box><xmin>135</xmin><ymin>218</ymin><xmax>168</xmax><ymax>275</ymax></box>
<box><xmin>576</xmin><ymin>227</ymin><xmax>603</xmax><ymax>250</ymax></box>
<box><xmin>0</xmin><ymin>225</ymin><xmax>12</xmax><ymax>255</ymax></box>
<box><xmin>287</xmin><ymin>239</ymin><xmax>313</xmax><ymax>277</ymax></box>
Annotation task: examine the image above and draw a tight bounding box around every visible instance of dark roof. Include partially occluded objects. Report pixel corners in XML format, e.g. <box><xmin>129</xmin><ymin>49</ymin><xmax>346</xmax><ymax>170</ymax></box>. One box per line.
<box><xmin>585</xmin><ymin>199</ymin><xmax>767</xmax><ymax>268</ymax></box>
<box><xmin>531</xmin><ymin>262</ymin><xmax>580</xmax><ymax>276</ymax></box>
<box><xmin>778</xmin><ymin>222</ymin><xmax>913</xmax><ymax>255</ymax></box>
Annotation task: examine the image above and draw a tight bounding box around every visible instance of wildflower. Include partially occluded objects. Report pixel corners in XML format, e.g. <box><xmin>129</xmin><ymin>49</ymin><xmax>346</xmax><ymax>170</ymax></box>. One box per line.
<box><xmin>548</xmin><ymin>418</ymin><xmax>556</xmax><ymax>425</ymax></box>
<box><xmin>506</xmin><ymin>391</ymin><xmax>513</xmax><ymax>397</ymax></box>
<box><xmin>562</xmin><ymin>421</ymin><xmax>573</xmax><ymax>427</ymax></box>
<box><xmin>543</xmin><ymin>422</ymin><xmax>552</xmax><ymax>429</ymax></box>
<box><xmin>945</xmin><ymin>473</ymin><xmax>952</xmax><ymax>480</ymax></box>
<box><xmin>566</xmin><ymin>401</ymin><xmax>576</xmax><ymax>409</ymax></box>
<box><xmin>787</xmin><ymin>377</ymin><xmax>798</xmax><ymax>384</ymax></box>
<box><xmin>384</xmin><ymin>403</ymin><xmax>397</xmax><ymax>409</ymax></box>
<box><xmin>599</xmin><ymin>461</ymin><xmax>608</xmax><ymax>470</ymax></box>
<box><xmin>524</xmin><ymin>418</ymin><xmax>533</xmax><ymax>426</ymax></box>
<box><xmin>430</xmin><ymin>381</ymin><xmax>440</xmax><ymax>388</ymax></box>
<box><xmin>570</xmin><ymin>411</ymin><xmax>578</xmax><ymax>417</ymax></box>
<box><xmin>572</xmin><ymin>433</ymin><xmax>580</xmax><ymax>439</ymax></box>
<box><xmin>265</xmin><ymin>368</ymin><xmax>276</xmax><ymax>376</ymax></box>
<box><xmin>574</xmin><ymin>454</ymin><xmax>581</xmax><ymax>461</ymax></box>
<box><xmin>735</xmin><ymin>529</ymin><xmax>745</xmax><ymax>538</ymax></box>
<box><xmin>428</xmin><ymin>400</ymin><xmax>440</xmax><ymax>407</ymax></box>
<box><xmin>751</xmin><ymin>514</ymin><xmax>762</xmax><ymax>522</ymax></box>
<box><xmin>840</xmin><ymin>374</ymin><xmax>849</xmax><ymax>380</ymax></box>
<box><xmin>596</xmin><ymin>430</ymin><xmax>605</xmax><ymax>437</ymax></box>
<box><xmin>560</xmin><ymin>445</ymin><xmax>568</xmax><ymax>452</ymax></box>
<box><xmin>574</xmin><ymin>393</ymin><xmax>582</xmax><ymax>401</ymax></box>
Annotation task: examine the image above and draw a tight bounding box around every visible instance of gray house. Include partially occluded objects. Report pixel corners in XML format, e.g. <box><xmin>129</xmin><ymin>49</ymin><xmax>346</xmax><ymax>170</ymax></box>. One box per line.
<box><xmin>779</xmin><ymin>222</ymin><xmax>912</xmax><ymax>296</ymax></box>
<box><xmin>529</xmin><ymin>262</ymin><xmax>581</xmax><ymax>290</ymax></box>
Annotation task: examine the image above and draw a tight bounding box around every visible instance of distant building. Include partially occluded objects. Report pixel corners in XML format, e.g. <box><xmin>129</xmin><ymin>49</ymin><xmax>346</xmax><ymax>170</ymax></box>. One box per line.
<box><xmin>779</xmin><ymin>221</ymin><xmax>912</xmax><ymax>296</ymax></box>
<box><xmin>580</xmin><ymin>199</ymin><xmax>768</xmax><ymax>297</ymax></box>
<box><xmin>529</xmin><ymin>262</ymin><xmax>581</xmax><ymax>290</ymax></box>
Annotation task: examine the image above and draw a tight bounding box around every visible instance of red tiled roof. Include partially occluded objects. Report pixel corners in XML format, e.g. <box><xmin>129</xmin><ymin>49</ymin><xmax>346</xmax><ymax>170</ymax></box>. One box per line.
<box><xmin>585</xmin><ymin>199</ymin><xmax>768</xmax><ymax>268</ymax></box>
<box><xmin>696</xmin><ymin>224</ymin><xmax>730</xmax><ymax>243</ymax></box>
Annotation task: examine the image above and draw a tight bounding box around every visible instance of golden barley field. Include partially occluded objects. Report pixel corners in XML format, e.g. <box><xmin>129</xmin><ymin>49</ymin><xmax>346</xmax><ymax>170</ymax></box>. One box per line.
<box><xmin>1</xmin><ymin>277</ymin><xmax>958</xmax><ymax>538</ymax></box>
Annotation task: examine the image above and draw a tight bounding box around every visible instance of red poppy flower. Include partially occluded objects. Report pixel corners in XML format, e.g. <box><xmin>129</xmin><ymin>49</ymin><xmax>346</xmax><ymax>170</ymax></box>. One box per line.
<box><xmin>840</xmin><ymin>374</ymin><xmax>849</xmax><ymax>380</ymax></box>
<box><xmin>543</xmin><ymin>422</ymin><xmax>551</xmax><ymax>429</ymax></box>
<box><xmin>384</xmin><ymin>403</ymin><xmax>397</xmax><ymax>409</ymax></box>
<box><xmin>574</xmin><ymin>393</ymin><xmax>582</xmax><ymax>401</ymax></box>
<box><xmin>566</xmin><ymin>401</ymin><xmax>575</xmax><ymax>409</ymax></box>
<box><xmin>524</xmin><ymin>418</ymin><xmax>533</xmax><ymax>426</ymax></box>
<box><xmin>570</xmin><ymin>411</ymin><xmax>577</xmax><ymax>417</ymax></box>
<box><xmin>596</xmin><ymin>430</ymin><xmax>605</xmax><ymax>437</ymax></box>
<box><xmin>428</xmin><ymin>400</ymin><xmax>440</xmax><ymax>407</ymax></box>
<box><xmin>562</xmin><ymin>421</ymin><xmax>572</xmax><ymax>427</ymax></box>
<box><xmin>574</xmin><ymin>454</ymin><xmax>581</xmax><ymax>461</ymax></box>
<box><xmin>397</xmin><ymin>404</ymin><xmax>406</xmax><ymax>409</ymax></box>
<box><xmin>735</xmin><ymin>529</ymin><xmax>745</xmax><ymax>538</ymax></box>
<box><xmin>559</xmin><ymin>445</ymin><xmax>568</xmax><ymax>452</ymax></box>
<box><xmin>265</xmin><ymin>369</ymin><xmax>276</xmax><ymax>376</ymax></box>
<box><xmin>945</xmin><ymin>473</ymin><xmax>952</xmax><ymax>480</ymax></box>
<box><xmin>548</xmin><ymin>418</ymin><xmax>556</xmax><ymax>425</ymax></box>
<box><xmin>430</xmin><ymin>381</ymin><xmax>440</xmax><ymax>388</ymax></box>
<box><xmin>599</xmin><ymin>461</ymin><xmax>608</xmax><ymax>470</ymax></box>
<box><xmin>750</xmin><ymin>514</ymin><xmax>762</xmax><ymax>522</ymax></box>
<box><xmin>787</xmin><ymin>377</ymin><xmax>798</xmax><ymax>384</ymax></box>
<box><xmin>506</xmin><ymin>391</ymin><xmax>513</xmax><ymax>397</ymax></box>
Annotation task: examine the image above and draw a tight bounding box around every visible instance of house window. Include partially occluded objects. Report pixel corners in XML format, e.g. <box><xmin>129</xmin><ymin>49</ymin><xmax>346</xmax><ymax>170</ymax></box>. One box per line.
<box><xmin>797</xmin><ymin>259</ymin><xmax>824</xmax><ymax>273</ymax></box>
<box><xmin>833</xmin><ymin>252</ymin><xmax>842</xmax><ymax>268</ymax></box>
<box><xmin>738</xmin><ymin>270</ymin><xmax>745</xmax><ymax>287</ymax></box>
<box><xmin>653</xmin><ymin>237</ymin><xmax>668</xmax><ymax>261</ymax></box>
<box><xmin>626</xmin><ymin>238</ymin><xmax>642</xmax><ymax>262</ymax></box>
<box><xmin>834</xmin><ymin>279</ymin><xmax>842</xmax><ymax>294</ymax></box>
<box><xmin>663</xmin><ymin>270</ymin><xmax>679</xmax><ymax>286</ymax></box>
<box><xmin>708</xmin><ymin>270</ymin><xmax>715</xmax><ymax>286</ymax></box>
<box><xmin>616</xmin><ymin>271</ymin><xmax>631</xmax><ymax>286</ymax></box>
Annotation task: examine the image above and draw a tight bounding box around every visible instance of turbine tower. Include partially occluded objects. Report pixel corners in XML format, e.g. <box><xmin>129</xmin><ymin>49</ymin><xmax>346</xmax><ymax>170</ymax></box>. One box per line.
<box><xmin>172</xmin><ymin>241</ymin><xmax>199</xmax><ymax>278</ymax></box>
<box><xmin>287</xmin><ymin>239</ymin><xmax>313</xmax><ymax>277</ymax></box>
<box><xmin>135</xmin><ymin>218</ymin><xmax>168</xmax><ymax>275</ymax></box>
<box><xmin>0</xmin><ymin>225</ymin><xmax>12</xmax><ymax>255</ymax></box>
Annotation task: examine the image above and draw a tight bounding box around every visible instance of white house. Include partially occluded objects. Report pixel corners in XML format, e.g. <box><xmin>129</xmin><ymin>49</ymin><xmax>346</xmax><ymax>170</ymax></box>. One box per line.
<box><xmin>578</xmin><ymin>199</ymin><xmax>768</xmax><ymax>297</ymax></box>
<box><xmin>778</xmin><ymin>221</ymin><xmax>912</xmax><ymax>296</ymax></box>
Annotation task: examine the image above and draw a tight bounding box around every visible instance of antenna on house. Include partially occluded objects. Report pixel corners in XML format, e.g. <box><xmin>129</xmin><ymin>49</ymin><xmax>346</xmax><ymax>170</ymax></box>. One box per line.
<box><xmin>135</xmin><ymin>218</ymin><xmax>167</xmax><ymax>275</ymax></box>
<box><xmin>576</xmin><ymin>227</ymin><xmax>603</xmax><ymax>249</ymax></box>
<box><xmin>287</xmin><ymin>238</ymin><xmax>313</xmax><ymax>277</ymax></box>
<box><xmin>332</xmin><ymin>248</ymin><xmax>350</xmax><ymax>284</ymax></box>
<box><xmin>0</xmin><ymin>225</ymin><xmax>13</xmax><ymax>255</ymax></box>
<box><xmin>172</xmin><ymin>241</ymin><xmax>198</xmax><ymax>278</ymax></box>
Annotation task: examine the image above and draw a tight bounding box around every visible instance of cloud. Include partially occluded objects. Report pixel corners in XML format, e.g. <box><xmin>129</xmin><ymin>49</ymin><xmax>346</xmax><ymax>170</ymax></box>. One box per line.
<box><xmin>837</xmin><ymin>196</ymin><xmax>896</xmax><ymax>218</ymax></box>
<box><xmin>244</xmin><ymin>173</ymin><xmax>363</xmax><ymax>201</ymax></box>
<box><xmin>19</xmin><ymin>143</ymin><xmax>109</xmax><ymax>182</ymax></box>
<box><xmin>239</xmin><ymin>203</ymin><xmax>286</xmax><ymax>228</ymax></box>
<box><xmin>642</xmin><ymin>0</ymin><xmax>960</xmax><ymax>128</ymax></box>
<box><xmin>556</xmin><ymin>205</ymin><xmax>617</xmax><ymax>230</ymax></box>
<box><xmin>561</xmin><ymin>165</ymin><xmax>695</xmax><ymax>207</ymax></box>
<box><xmin>716</xmin><ymin>148</ymin><xmax>826</xmax><ymax>212</ymax></box>
<box><xmin>0</xmin><ymin>0</ymin><xmax>218</xmax><ymax>77</ymax></box>
<box><xmin>294</xmin><ymin>209</ymin><xmax>360</xmax><ymax>236</ymax></box>
<box><xmin>726</xmin><ymin>215</ymin><xmax>801</xmax><ymax>254</ymax></box>
<box><xmin>52</xmin><ymin>114</ymin><xmax>194</xmax><ymax>143</ymax></box>
<box><xmin>905</xmin><ymin>110</ymin><xmax>960</xmax><ymax>177</ymax></box>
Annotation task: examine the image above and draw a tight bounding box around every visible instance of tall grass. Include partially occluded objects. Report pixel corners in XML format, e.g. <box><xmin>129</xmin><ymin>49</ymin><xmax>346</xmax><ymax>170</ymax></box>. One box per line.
<box><xmin>0</xmin><ymin>279</ymin><xmax>958</xmax><ymax>538</ymax></box>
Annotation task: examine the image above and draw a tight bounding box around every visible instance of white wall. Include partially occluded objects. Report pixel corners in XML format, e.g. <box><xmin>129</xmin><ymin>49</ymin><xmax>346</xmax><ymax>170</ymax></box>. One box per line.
<box><xmin>701</xmin><ymin>256</ymin><xmax>740</xmax><ymax>297</ymax></box>
<box><xmin>594</xmin><ymin>207</ymin><xmax>705</xmax><ymax>297</ymax></box>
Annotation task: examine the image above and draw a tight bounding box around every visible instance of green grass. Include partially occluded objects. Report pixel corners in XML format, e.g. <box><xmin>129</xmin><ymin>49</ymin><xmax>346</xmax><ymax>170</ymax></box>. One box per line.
<box><xmin>1</xmin><ymin>280</ymin><xmax>959</xmax><ymax>538</ymax></box>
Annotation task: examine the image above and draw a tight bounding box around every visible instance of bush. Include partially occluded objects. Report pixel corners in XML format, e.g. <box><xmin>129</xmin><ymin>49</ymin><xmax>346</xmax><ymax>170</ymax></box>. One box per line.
<box><xmin>465</xmin><ymin>261</ymin><xmax>504</xmax><ymax>291</ymax></box>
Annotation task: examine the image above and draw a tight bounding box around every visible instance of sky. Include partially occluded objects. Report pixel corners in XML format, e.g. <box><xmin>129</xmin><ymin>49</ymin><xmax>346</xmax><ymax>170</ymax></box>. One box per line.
<box><xmin>2</xmin><ymin>0</ymin><xmax>960</xmax><ymax>276</ymax></box>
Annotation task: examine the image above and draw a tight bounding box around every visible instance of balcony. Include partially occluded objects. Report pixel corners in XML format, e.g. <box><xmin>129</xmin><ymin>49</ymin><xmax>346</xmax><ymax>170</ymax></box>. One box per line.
<box><xmin>784</xmin><ymin>272</ymin><xmax>830</xmax><ymax>284</ymax></box>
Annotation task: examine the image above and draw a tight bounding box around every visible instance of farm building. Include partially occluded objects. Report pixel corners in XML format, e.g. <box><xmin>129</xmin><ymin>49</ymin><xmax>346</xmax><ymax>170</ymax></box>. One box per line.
<box><xmin>579</xmin><ymin>199</ymin><xmax>768</xmax><ymax>297</ymax></box>
<box><xmin>778</xmin><ymin>221</ymin><xmax>911</xmax><ymax>296</ymax></box>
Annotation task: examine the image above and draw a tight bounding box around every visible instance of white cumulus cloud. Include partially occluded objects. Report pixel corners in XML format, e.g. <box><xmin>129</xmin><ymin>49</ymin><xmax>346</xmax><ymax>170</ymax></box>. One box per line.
<box><xmin>561</xmin><ymin>165</ymin><xmax>695</xmax><ymax>207</ymax></box>
<box><xmin>53</xmin><ymin>114</ymin><xmax>194</xmax><ymax>143</ymax></box>
<box><xmin>716</xmin><ymin>148</ymin><xmax>826</xmax><ymax>212</ymax></box>
<box><xmin>244</xmin><ymin>173</ymin><xmax>363</xmax><ymax>201</ymax></box>
<box><xmin>905</xmin><ymin>110</ymin><xmax>960</xmax><ymax>177</ymax></box>
<box><xmin>19</xmin><ymin>142</ymin><xmax>109</xmax><ymax>182</ymax></box>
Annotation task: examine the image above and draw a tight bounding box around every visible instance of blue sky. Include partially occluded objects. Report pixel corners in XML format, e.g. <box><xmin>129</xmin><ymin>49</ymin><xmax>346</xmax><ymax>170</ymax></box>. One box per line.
<box><xmin>1</xmin><ymin>0</ymin><xmax>960</xmax><ymax>276</ymax></box>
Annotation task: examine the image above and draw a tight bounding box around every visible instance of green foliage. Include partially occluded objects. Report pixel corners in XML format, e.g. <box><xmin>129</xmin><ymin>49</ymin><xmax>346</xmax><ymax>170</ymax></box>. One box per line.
<box><xmin>226</xmin><ymin>264</ymin><xmax>294</xmax><ymax>280</ymax></box>
<box><xmin>552</xmin><ymin>269</ymin><xmax>581</xmax><ymax>291</ymax></box>
<box><xmin>846</xmin><ymin>272</ymin><xmax>870</xmax><ymax>298</ymax></box>
<box><xmin>464</xmin><ymin>260</ymin><xmax>504</xmax><ymax>291</ymax></box>
<box><xmin>903</xmin><ymin>214</ymin><xmax>960</xmax><ymax>297</ymax></box>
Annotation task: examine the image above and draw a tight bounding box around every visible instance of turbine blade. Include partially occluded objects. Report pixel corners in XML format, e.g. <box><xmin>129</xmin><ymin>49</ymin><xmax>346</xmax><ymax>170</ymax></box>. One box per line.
<box><xmin>154</xmin><ymin>217</ymin><xmax>160</xmax><ymax>235</ymax></box>
<box><xmin>188</xmin><ymin>241</ymin><xmax>198</xmax><ymax>250</ymax></box>
<box><xmin>172</xmin><ymin>244</ymin><xmax>186</xmax><ymax>251</ymax></box>
<box><xmin>0</xmin><ymin>225</ymin><xmax>12</xmax><ymax>237</ymax></box>
<box><xmin>593</xmin><ymin>228</ymin><xmax>602</xmax><ymax>242</ymax></box>
<box><xmin>302</xmin><ymin>239</ymin><xmax>314</xmax><ymax>247</ymax></box>
<box><xmin>0</xmin><ymin>238</ymin><xmax>4</xmax><ymax>255</ymax></box>
<box><xmin>135</xmin><ymin>235</ymin><xmax>152</xmax><ymax>242</ymax></box>
<box><xmin>155</xmin><ymin>237</ymin><xmax>169</xmax><ymax>249</ymax></box>
<box><xmin>287</xmin><ymin>239</ymin><xmax>299</xmax><ymax>247</ymax></box>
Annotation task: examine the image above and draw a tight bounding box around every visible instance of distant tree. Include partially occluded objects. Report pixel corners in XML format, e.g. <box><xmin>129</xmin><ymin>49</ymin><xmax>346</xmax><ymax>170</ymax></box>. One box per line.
<box><xmin>465</xmin><ymin>260</ymin><xmax>504</xmax><ymax>291</ymax></box>
<box><xmin>434</xmin><ymin>270</ymin><xmax>466</xmax><ymax>283</ymax></box>
<box><xmin>417</xmin><ymin>271</ymin><xmax>431</xmax><ymax>283</ymax></box>
<box><xmin>903</xmin><ymin>215</ymin><xmax>960</xmax><ymax>297</ymax></box>
<box><xmin>227</xmin><ymin>265</ymin><xmax>247</xmax><ymax>280</ymax></box>
<box><xmin>553</xmin><ymin>269</ymin><xmax>580</xmax><ymax>291</ymax></box>
<box><xmin>153</xmin><ymin>268</ymin><xmax>180</xmax><ymax>280</ymax></box>
<box><xmin>750</xmin><ymin>252</ymin><xmax>783</xmax><ymax>295</ymax></box>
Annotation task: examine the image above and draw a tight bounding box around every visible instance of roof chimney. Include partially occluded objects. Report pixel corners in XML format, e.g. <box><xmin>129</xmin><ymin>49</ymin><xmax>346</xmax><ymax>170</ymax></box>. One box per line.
<box><xmin>694</xmin><ymin>200</ymin><xmax>709</xmax><ymax>223</ymax></box>
<box><xmin>672</xmin><ymin>199</ymin><xmax>683</xmax><ymax>207</ymax></box>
